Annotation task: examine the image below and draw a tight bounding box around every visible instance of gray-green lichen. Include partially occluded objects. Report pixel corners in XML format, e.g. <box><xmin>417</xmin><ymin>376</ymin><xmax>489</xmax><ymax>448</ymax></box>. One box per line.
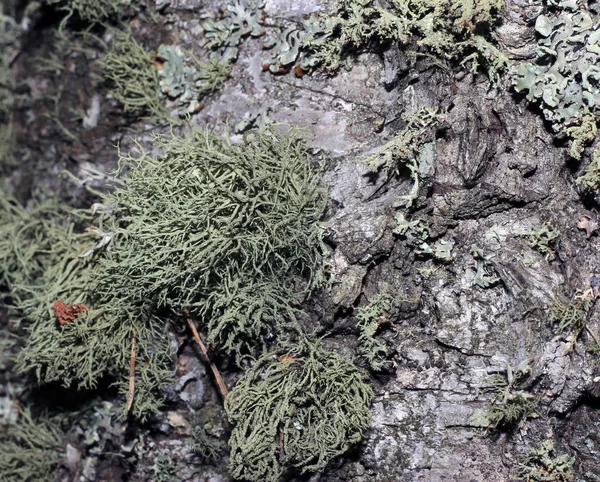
<box><xmin>354</xmin><ymin>292</ymin><xmax>394</xmax><ymax>371</ymax></box>
<box><xmin>203</xmin><ymin>0</ymin><xmax>264</xmax><ymax>63</ymax></box>
<box><xmin>15</xmin><ymin>126</ymin><xmax>326</xmax><ymax>419</ymax></box>
<box><xmin>514</xmin><ymin>0</ymin><xmax>600</xmax><ymax>159</ymax></box>
<box><xmin>157</xmin><ymin>45</ymin><xmax>230</xmax><ymax>116</ymax></box>
<box><xmin>263</xmin><ymin>0</ymin><xmax>505</xmax><ymax>74</ymax></box>
<box><xmin>225</xmin><ymin>338</ymin><xmax>373</xmax><ymax>482</ymax></box>
<box><xmin>519</xmin><ymin>221</ymin><xmax>560</xmax><ymax>256</ymax></box>
<box><xmin>47</xmin><ymin>0</ymin><xmax>131</xmax><ymax>24</ymax></box>
<box><xmin>516</xmin><ymin>439</ymin><xmax>575</xmax><ymax>482</ymax></box>
<box><xmin>0</xmin><ymin>408</ymin><xmax>64</xmax><ymax>482</ymax></box>
<box><xmin>99</xmin><ymin>30</ymin><xmax>168</xmax><ymax>120</ymax></box>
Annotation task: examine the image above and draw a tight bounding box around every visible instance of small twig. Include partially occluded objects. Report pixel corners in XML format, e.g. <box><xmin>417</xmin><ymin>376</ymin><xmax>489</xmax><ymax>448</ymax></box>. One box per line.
<box><xmin>183</xmin><ymin>309</ymin><xmax>229</xmax><ymax>399</ymax></box>
<box><xmin>127</xmin><ymin>329</ymin><xmax>136</xmax><ymax>413</ymax></box>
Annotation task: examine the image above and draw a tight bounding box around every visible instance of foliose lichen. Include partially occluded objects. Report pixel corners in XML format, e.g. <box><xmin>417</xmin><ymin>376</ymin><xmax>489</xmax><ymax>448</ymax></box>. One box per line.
<box><xmin>225</xmin><ymin>338</ymin><xmax>373</xmax><ymax>482</ymax></box>
<box><xmin>354</xmin><ymin>292</ymin><xmax>394</xmax><ymax>371</ymax></box>
<box><xmin>513</xmin><ymin>0</ymin><xmax>600</xmax><ymax>159</ymax></box>
<box><xmin>157</xmin><ymin>45</ymin><xmax>230</xmax><ymax>116</ymax></box>
<box><xmin>516</xmin><ymin>439</ymin><xmax>575</xmax><ymax>482</ymax></box>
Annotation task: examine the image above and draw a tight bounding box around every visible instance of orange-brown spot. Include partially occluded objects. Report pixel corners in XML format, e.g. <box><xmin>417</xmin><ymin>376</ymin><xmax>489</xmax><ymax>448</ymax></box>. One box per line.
<box><xmin>53</xmin><ymin>300</ymin><xmax>89</xmax><ymax>326</ymax></box>
<box><xmin>293</xmin><ymin>65</ymin><xmax>307</xmax><ymax>78</ymax></box>
<box><xmin>279</xmin><ymin>354</ymin><xmax>296</xmax><ymax>363</ymax></box>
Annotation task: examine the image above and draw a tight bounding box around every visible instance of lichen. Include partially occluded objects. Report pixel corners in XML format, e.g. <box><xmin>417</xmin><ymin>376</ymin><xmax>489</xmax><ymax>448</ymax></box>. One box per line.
<box><xmin>0</xmin><ymin>408</ymin><xmax>64</xmax><ymax>482</ymax></box>
<box><xmin>203</xmin><ymin>0</ymin><xmax>265</xmax><ymax>63</ymax></box>
<box><xmin>577</xmin><ymin>149</ymin><xmax>600</xmax><ymax>191</ymax></box>
<box><xmin>263</xmin><ymin>0</ymin><xmax>505</xmax><ymax>74</ymax></box>
<box><xmin>225</xmin><ymin>338</ymin><xmax>373</xmax><ymax>482</ymax></box>
<box><xmin>519</xmin><ymin>221</ymin><xmax>560</xmax><ymax>256</ymax></box>
<box><xmin>513</xmin><ymin>0</ymin><xmax>600</xmax><ymax>159</ymax></box>
<box><xmin>157</xmin><ymin>45</ymin><xmax>230</xmax><ymax>116</ymax></box>
<box><xmin>16</xmin><ymin>127</ymin><xmax>326</xmax><ymax>419</ymax></box>
<box><xmin>48</xmin><ymin>0</ymin><xmax>131</xmax><ymax>24</ymax></box>
<box><xmin>98</xmin><ymin>30</ymin><xmax>168</xmax><ymax>120</ymax></box>
<box><xmin>366</xmin><ymin>107</ymin><xmax>439</xmax><ymax>209</ymax></box>
<box><xmin>517</xmin><ymin>439</ymin><xmax>575</xmax><ymax>482</ymax></box>
<box><xmin>354</xmin><ymin>292</ymin><xmax>394</xmax><ymax>371</ymax></box>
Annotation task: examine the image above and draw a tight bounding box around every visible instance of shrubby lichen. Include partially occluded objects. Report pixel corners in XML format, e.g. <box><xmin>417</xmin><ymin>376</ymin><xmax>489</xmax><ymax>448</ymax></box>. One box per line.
<box><xmin>99</xmin><ymin>30</ymin><xmax>168</xmax><ymax>120</ymax></box>
<box><xmin>15</xmin><ymin>126</ymin><xmax>326</xmax><ymax>419</ymax></box>
<box><xmin>354</xmin><ymin>292</ymin><xmax>394</xmax><ymax>371</ymax></box>
<box><xmin>47</xmin><ymin>0</ymin><xmax>131</xmax><ymax>24</ymax></box>
<box><xmin>225</xmin><ymin>338</ymin><xmax>373</xmax><ymax>482</ymax></box>
<box><xmin>263</xmin><ymin>0</ymin><xmax>505</xmax><ymax>74</ymax></box>
<box><xmin>514</xmin><ymin>0</ymin><xmax>600</xmax><ymax>159</ymax></box>
<box><xmin>0</xmin><ymin>408</ymin><xmax>64</xmax><ymax>482</ymax></box>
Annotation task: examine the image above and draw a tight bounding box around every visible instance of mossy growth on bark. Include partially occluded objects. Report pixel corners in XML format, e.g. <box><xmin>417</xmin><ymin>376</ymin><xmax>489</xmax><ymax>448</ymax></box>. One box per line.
<box><xmin>0</xmin><ymin>408</ymin><xmax>65</xmax><ymax>482</ymax></box>
<box><xmin>225</xmin><ymin>338</ymin><xmax>373</xmax><ymax>482</ymax></box>
<box><xmin>11</xmin><ymin>126</ymin><xmax>326</xmax><ymax>420</ymax></box>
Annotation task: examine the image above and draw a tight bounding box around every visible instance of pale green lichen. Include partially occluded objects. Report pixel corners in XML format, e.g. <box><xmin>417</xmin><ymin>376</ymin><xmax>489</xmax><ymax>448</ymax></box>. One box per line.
<box><xmin>157</xmin><ymin>45</ymin><xmax>231</xmax><ymax>116</ymax></box>
<box><xmin>354</xmin><ymin>292</ymin><xmax>394</xmax><ymax>371</ymax></box>
<box><xmin>517</xmin><ymin>440</ymin><xmax>575</xmax><ymax>482</ymax></box>
<box><xmin>0</xmin><ymin>408</ymin><xmax>64</xmax><ymax>482</ymax></box>
<box><xmin>263</xmin><ymin>0</ymin><xmax>505</xmax><ymax>74</ymax></box>
<box><xmin>519</xmin><ymin>222</ymin><xmax>560</xmax><ymax>256</ymax></box>
<box><xmin>48</xmin><ymin>0</ymin><xmax>131</xmax><ymax>24</ymax></box>
<box><xmin>577</xmin><ymin>149</ymin><xmax>600</xmax><ymax>190</ymax></box>
<box><xmin>366</xmin><ymin>107</ymin><xmax>439</xmax><ymax>209</ymax></box>
<box><xmin>98</xmin><ymin>30</ymin><xmax>168</xmax><ymax>120</ymax></box>
<box><xmin>225</xmin><ymin>338</ymin><xmax>373</xmax><ymax>482</ymax></box>
<box><xmin>513</xmin><ymin>0</ymin><xmax>600</xmax><ymax>159</ymax></box>
<box><xmin>203</xmin><ymin>0</ymin><xmax>264</xmax><ymax>63</ymax></box>
<box><xmin>470</xmin><ymin>358</ymin><xmax>537</xmax><ymax>430</ymax></box>
<box><xmin>16</xmin><ymin>127</ymin><xmax>326</xmax><ymax>419</ymax></box>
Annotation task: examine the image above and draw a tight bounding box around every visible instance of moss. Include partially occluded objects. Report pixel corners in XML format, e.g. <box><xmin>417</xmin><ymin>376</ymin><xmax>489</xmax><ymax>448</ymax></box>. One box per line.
<box><xmin>98</xmin><ymin>30</ymin><xmax>168</xmax><ymax>120</ymax></box>
<box><xmin>0</xmin><ymin>408</ymin><xmax>64</xmax><ymax>482</ymax></box>
<box><xmin>225</xmin><ymin>338</ymin><xmax>373</xmax><ymax>482</ymax></box>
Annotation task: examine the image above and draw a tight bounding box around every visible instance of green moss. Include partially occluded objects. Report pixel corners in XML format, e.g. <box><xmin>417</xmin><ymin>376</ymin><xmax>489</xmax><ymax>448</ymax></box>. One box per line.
<box><xmin>99</xmin><ymin>30</ymin><xmax>168</xmax><ymax>120</ymax></box>
<box><xmin>0</xmin><ymin>408</ymin><xmax>64</xmax><ymax>482</ymax></box>
<box><xmin>225</xmin><ymin>338</ymin><xmax>373</xmax><ymax>482</ymax></box>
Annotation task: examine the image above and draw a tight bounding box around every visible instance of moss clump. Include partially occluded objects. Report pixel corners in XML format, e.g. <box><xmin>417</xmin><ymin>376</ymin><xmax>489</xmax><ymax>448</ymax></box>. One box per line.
<box><xmin>225</xmin><ymin>338</ymin><xmax>373</xmax><ymax>482</ymax></box>
<box><xmin>0</xmin><ymin>408</ymin><xmax>64</xmax><ymax>482</ymax></box>
<box><xmin>517</xmin><ymin>440</ymin><xmax>575</xmax><ymax>482</ymax></box>
<box><xmin>16</xmin><ymin>127</ymin><xmax>326</xmax><ymax>419</ymax></box>
<box><xmin>99</xmin><ymin>30</ymin><xmax>168</xmax><ymax>120</ymax></box>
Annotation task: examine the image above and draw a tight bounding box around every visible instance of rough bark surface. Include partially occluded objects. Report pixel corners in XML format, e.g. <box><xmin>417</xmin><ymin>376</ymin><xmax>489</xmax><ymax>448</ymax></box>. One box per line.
<box><xmin>3</xmin><ymin>0</ymin><xmax>600</xmax><ymax>481</ymax></box>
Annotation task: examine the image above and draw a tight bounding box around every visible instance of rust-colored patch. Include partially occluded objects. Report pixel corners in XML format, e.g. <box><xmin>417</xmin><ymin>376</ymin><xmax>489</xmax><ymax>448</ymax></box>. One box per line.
<box><xmin>293</xmin><ymin>65</ymin><xmax>307</xmax><ymax>78</ymax></box>
<box><xmin>53</xmin><ymin>300</ymin><xmax>89</xmax><ymax>325</ymax></box>
<box><xmin>279</xmin><ymin>354</ymin><xmax>296</xmax><ymax>363</ymax></box>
